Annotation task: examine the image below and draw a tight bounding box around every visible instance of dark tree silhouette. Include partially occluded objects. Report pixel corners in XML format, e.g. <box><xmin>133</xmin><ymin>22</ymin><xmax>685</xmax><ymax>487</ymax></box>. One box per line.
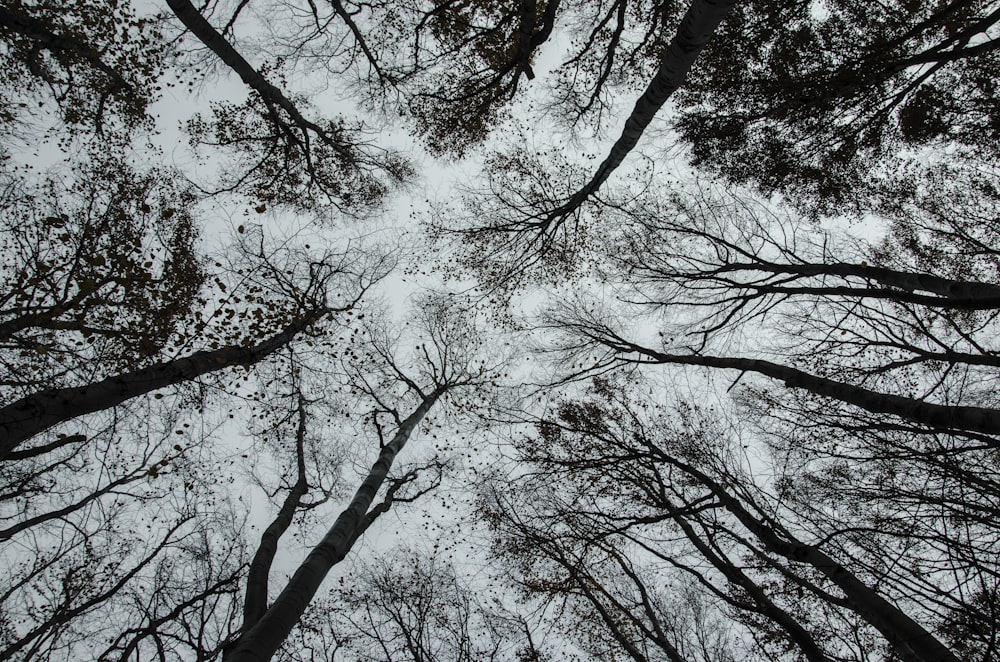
<box><xmin>225</xmin><ymin>298</ymin><xmax>502</xmax><ymax>661</ymax></box>
<box><xmin>167</xmin><ymin>0</ymin><xmax>412</xmax><ymax>212</ymax></box>
<box><xmin>672</xmin><ymin>0</ymin><xmax>1000</xmax><ymax>213</ymax></box>
<box><xmin>0</xmin><ymin>0</ymin><xmax>163</xmax><ymax>135</ymax></box>
<box><xmin>484</xmin><ymin>380</ymin><xmax>966</xmax><ymax>661</ymax></box>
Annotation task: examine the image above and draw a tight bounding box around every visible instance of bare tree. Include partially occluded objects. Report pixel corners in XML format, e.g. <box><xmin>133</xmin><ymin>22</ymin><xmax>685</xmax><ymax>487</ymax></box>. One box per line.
<box><xmin>314</xmin><ymin>547</ymin><xmax>528</xmax><ymax>661</ymax></box>
<box><xmin>441</xmin><ymin>0</ymin><xmax>734</xmax><ymax>272</ymax></box>
<box><xmin>483</xmin><ymin>379</ymin><xmax>966</xmax><ymax>661</ymax></box>
<box><xmin>167</xmin><ymin>0</ymin><xmax>411</xmax><ymax>212</ymax></box>
<box><xmin>0</xmin><ymin>408</ymin><xmax>248</xmax><ymax>661</ymax></box>
<box><xmin>224</xmin><ymin>296</ymin><xmax>503</xmax><ymax>661</ymax></box>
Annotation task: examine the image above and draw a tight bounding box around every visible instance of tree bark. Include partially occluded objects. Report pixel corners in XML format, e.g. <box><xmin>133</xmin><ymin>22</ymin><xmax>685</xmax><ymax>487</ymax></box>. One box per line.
<box><xmin>718</xmin><ymin>260</ymin><xmax>1000</xmax><ymax>308</ymax></box>
<box><xmin>225</xmin><ymin>387</ymin><xmax>444</xmax><ymax>662</ymax></box>
<box><xmin>241</xmin><ymin>395</ymin><xmax>311</xmax><ymax>633</ymax></box>
<box><xmin>0</xmin><ymin>308</ymin><xmax>324</xmax><ymax>461</ymax></box>
<box><xmin>666</xmin><ymin>456</ymin><xmax>960</xmax><ymax>662</ymax></box>
<box><xmin>543</xmin><ymin>0</ymin><xmax>735</xmax><ymax>226</ymax></box>
<box><xmin>164</xmin><ymin>0</ymin><xmax>331</xmax><ymax>141</ymax></box>
<box><xmin>621</xmin><ymin>346</ymin><xmax>1000</xmax><ymax>438</ymax></box>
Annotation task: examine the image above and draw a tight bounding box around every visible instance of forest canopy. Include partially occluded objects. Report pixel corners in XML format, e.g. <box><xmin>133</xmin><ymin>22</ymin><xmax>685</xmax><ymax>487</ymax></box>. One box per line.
<box><xmin>1</xmin><ymin>0</ymin><xmax>999</xmax><ymax>660</ymax></box>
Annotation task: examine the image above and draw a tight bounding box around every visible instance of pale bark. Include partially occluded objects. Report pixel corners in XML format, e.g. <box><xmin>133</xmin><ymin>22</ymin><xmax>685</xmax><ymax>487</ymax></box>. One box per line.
<box><xmin>0</xmin><ymin>309</ymin><xmax>325</xmax><ymax>460</ymax></box>
<box><xmin>225</xmin><ymin>388</ymin><xmax>444</xmax><ymax>662</ymax></box>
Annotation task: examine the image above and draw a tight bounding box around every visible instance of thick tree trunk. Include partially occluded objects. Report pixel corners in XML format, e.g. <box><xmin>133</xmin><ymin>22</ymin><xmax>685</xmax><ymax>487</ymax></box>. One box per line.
<box><xmin>0</xmin><ymin>309</ymin><xmax>324</xmax><ymax>461</ymax></box>
<box><xmin>225</xmin><ymin>388</ymin><xmax>444</xmax><ymax>662</ymax></box>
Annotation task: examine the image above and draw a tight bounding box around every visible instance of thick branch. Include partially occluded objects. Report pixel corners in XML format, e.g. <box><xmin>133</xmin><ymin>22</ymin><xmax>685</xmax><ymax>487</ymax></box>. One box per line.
<box><xmin>722</xmin><ymin>260</ymin><xmax>1000</xmax><ymax>308</ymax></box>
<box><xmin>666</xmin><ymin>456</ymin><xmax>959</xmax><ymax>662</ymax></box>
<box><xmin>0</xmin><ymin>308</ymin><xmax>326</xmax><ymax>460</ymax></box>
<box><xmin>603</xmin><ymin>338</ymin><xmax>1000</xmax><ymax>437</ymax></box>
<box><xmin>669</xmin><ymin>513</ymin><xmax>831</xmax><ymax>661</ymax></box>
<box><xmin>226</xmin><ymin>387</ymin><xmax>445</xmax><ymax>662</ymax></box>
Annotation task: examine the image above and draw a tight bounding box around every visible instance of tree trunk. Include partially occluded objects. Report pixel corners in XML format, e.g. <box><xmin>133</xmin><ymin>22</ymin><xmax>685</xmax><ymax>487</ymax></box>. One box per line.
<box><xmin>225</xmin><ymin>388</ymin><xmax>444</xmax><ymax>662</ymax></box>
<box><xmin>627</xmin><ymin>347</ymin><xmax>1000</xmax><ymax>438</ymax></box>
<box><xmin>164</xmin><ymin>0</ymin><xmax>330</xmax><ymax>141</ymax></box>
<box><xmin>0</xmin><ymin>309</ymin><xmax>324</xmax><ymax>461</ymax></box>
<box><xmin>667</xmin><ymin>456</ymin><xmax>960</xmax><ymax>662</ymax></box>
<box><xmin>544</xmin><ymin>0</ymin><xmax>735</xmax><ymax>226</ymax></box>
<box><xmin>669</xmin><ymin>515</ymin><xmax>831</xmax><ymax>661</ymax></box>
<box><xmin>241</xmin><ymin>395</ymin><xmax>311</xmax><ymax>633</ymax></box>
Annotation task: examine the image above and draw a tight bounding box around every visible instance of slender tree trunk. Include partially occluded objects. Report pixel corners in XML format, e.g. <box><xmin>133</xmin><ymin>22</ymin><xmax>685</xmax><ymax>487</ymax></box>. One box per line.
<box><xmin>667</xmin><ymin>456</ymin><xmax>960</xmax><ymax>662</ymax></box>
<box><xmin>621</xmin><ymin>345</ymin><xmax>1000</xmax><ymax>437</ymax></box>
<box><xmin>241</xmin><ymin>395</ymin><xmax>311</xmax><ymax>632</ymax></box>
<box><xmin>576</xmin><ymin>580</ymin><xmax>661</xmax><ymax>662</ymax></box>
<box><xmin>164</xmin><ymin>0</ymin><xmax>330</xmax><ymax>141</ymax></box>
<box><xmin>0</xmin><ymin>309</ymin><xmax>324</xmax><ymax>460</ymax></box>
<box><xmin>225</xmin><ymin>388</ymin><xmax>445</xmax><ymax>662</ymax></box>
<box><xmin>723</xmin><ymin>261</ymin><xmax>1000</xmax><ymax>308</ymax></box>
<box><xmin>544</xmin><ymin>0</ymin><xmax>735</xmax><ymax>225</ymax></box>
<box><xmin>669</xmin><ymin>515</ymin><xmax>831</xmax><ymax>661</ymax></box>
